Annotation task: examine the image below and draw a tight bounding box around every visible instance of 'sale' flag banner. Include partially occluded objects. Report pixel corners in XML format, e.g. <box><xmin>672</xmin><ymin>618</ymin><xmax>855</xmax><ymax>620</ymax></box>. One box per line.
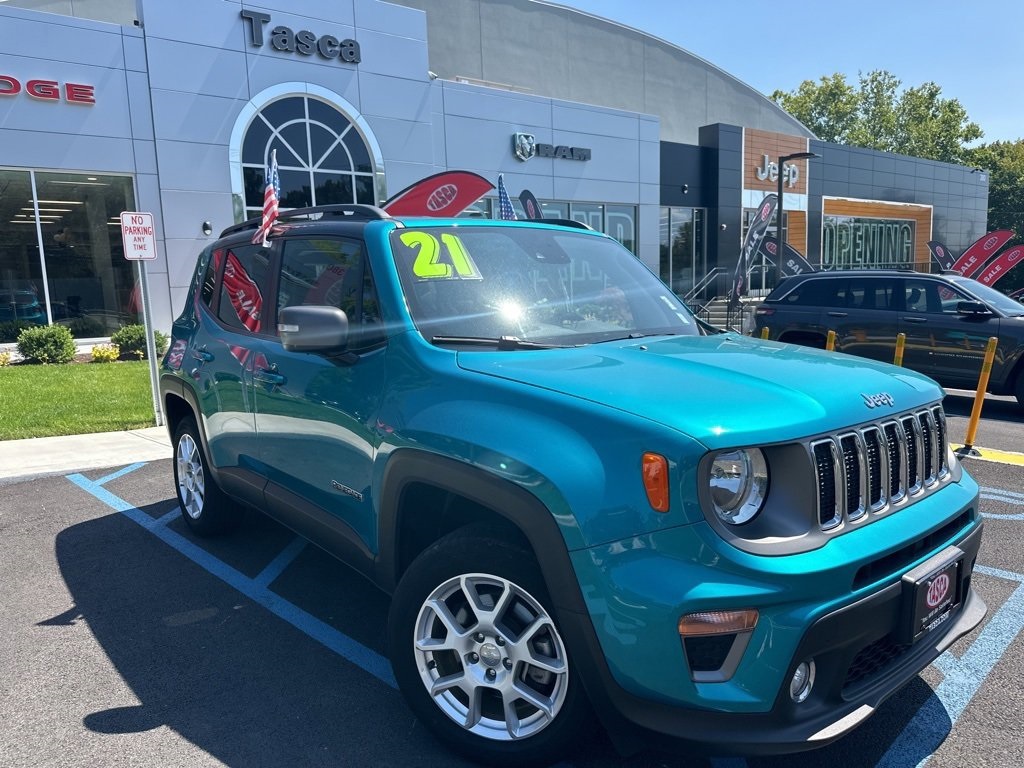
<box><xmin>975</xmin><ymin>245</ymin><xmax>1024</xmax><ymax>287</ymax></box>
<box><xmin>949</xmin><ymin>229</ymin><xmax>1014</xmax><ymax>276</ymax></box>
<box><xmin>758</xmin><ymin>237</ymin><xmax>817</xmax><ymax>277</ymax></box>
<box><xmin>927</xmin><ymin>241</ymin><xmax>956</xmax><ymax>271</ymax></box>
<box><xmin>382</xmin><ymin>171</ymin><xmax>494</xmax><ymax>216</ymax></box>
<box><xmin>519</xmin><ymin>189</ymin><xmax>543</xmax><ymax>220</ymax></box>
<box><xmin>729</xmin><ymin>194</ymin><xmax>778</xmax><ymax>308</ymax></box>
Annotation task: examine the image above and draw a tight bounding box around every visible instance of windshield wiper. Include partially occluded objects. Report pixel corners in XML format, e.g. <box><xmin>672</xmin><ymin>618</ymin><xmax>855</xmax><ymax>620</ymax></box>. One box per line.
<box><xmin>430</xmin><ymin>335</ymin><xmax>571</xmax><ymax>350</ymax></box>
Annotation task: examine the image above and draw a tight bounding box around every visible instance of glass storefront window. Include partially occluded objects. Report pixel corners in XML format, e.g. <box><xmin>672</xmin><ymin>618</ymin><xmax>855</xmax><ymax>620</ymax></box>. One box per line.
<box><xmin>0</xmin><ymin>169</ymin><xmax>137</xmax><ymax>340</ymax></box>
<box><xmin>605</xmin><ymin>205</ymin><xmax>636</xmax><ymax>254</ymax></box>
<box><xmin>822</xmin><ymin>215</ymin><xmax>915</xmax><ymax>270</ymax></box>
<box><xmin>659</xmin><ymin>207</ymin><xmax>705</xmax><ymax>299</ymax></box>
<box><xmin>483</xmin><ymin>198</ymin><xmax>635</xmax><ymax>255</ymax></box>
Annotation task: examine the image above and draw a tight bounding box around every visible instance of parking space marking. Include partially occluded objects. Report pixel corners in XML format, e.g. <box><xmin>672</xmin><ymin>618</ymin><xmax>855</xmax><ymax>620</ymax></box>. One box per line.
<box><xmin>876</xmin><ymin>565</ymin><xmax>1024</xmax><ymax>768</ymax></box>
<box><xmin>254</xmin><ymin>536</ymin><xmax>307</xmax><ymax>588</ymax></box>
<box><xmin>62</xmin><ymin>463</ymin><xmax>1023</xmax><ymax>768</ymax></box>
<box><xmin>66</xmin><ymin>469</ymin><xmax>397</xmax><ymax>690</ymax></box>
<box><xmin>94</xmin><ymin>461</ymin><xmax>148</xmax><ymax>487</ymax></box>
<box><xmin>955</xmin><ymin>447</ymin><xmax>1024</xmax><ymax>467</ymax></box>
<box><xmin>979</xmin><ymin>485</ymin><xmax>1024</xmax><ymax>520</ymax></box>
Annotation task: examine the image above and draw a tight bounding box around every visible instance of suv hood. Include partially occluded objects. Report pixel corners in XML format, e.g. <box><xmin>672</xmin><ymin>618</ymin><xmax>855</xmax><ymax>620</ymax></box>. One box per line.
<box><xmin>457</xmin><ymin>334</ymin><xmax>942</xmax><ymax>449</ymax></box>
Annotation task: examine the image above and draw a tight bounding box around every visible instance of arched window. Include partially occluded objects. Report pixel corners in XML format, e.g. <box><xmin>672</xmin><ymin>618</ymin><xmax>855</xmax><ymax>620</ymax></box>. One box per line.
<box><xmin>232</xmin><ymin>86</ymin><xmax>384</xmax><ymax>220</ymax></box>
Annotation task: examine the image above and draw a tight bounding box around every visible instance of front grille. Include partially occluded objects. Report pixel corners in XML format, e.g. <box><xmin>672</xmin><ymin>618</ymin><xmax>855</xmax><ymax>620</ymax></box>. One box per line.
<box><xmin>811</xmin><ymin>405</ymin><xmax>949</xmax><ymax>531</ymax></box>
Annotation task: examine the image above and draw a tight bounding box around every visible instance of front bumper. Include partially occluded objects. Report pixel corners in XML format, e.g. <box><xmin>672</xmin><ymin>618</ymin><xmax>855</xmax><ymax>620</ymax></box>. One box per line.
<box><xmin>562</xmin><ymin>501</ymin><xmax>985</xmax><ymax>754</ymax></box>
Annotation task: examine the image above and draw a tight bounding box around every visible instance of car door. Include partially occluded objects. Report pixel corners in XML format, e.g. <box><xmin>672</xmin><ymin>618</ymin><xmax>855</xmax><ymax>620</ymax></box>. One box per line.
<box><xmin>897</xmin><ymin>277</ymin><xmax>1000</xmax><ymax>386</ymax></box>
<box><xmin>250</xmin><ymin>235</ymin><xmax>387</xmax><ymax>551</ymax></box>
<box><xmin>189</xmin><ymin>241</ymin><xmax>274</xmax><ymax>476</ymax></box>
<box><xmin>830</xmin><ymin>276</ymin><xmax>901</xmax><ymax>364</ymax></box>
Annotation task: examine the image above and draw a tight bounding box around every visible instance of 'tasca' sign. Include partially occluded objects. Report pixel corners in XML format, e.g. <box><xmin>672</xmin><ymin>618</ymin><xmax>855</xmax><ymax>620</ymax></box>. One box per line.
<box><xmin>240</xmin><ymin>10</ymin><xmax>361</xmax><ymax>64</ymax></box>
<box><xmin>0</xmin><ymin>75</ymin><xmax>95</xmax><ymax>104</ymax></box>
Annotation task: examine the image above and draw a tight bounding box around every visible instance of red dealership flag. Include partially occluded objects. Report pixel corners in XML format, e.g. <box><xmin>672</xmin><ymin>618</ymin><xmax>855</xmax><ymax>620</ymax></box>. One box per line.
<box><xmin>382</xmin><ymin>171</ymin><xmax>494</xmax><ymax>216</ymax></box>
<box><xmin>975</xmin><ymin>245</ymin><xmax>1024</xmax><ymax>287</ymax></box>
<box><xmin>950</xmin><ymin>229</ymin><xmax>1014</xmax><ymax>276</ymax></box>
<box><xmin>252</xmin><ymin>149</ymin><xmax>280</xmax><ymax>246</ymax></box>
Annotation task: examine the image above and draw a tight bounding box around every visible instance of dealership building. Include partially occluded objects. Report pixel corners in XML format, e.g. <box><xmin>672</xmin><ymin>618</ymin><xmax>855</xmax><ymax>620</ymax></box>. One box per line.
<box><xmin>0</xmin><ymin>0</ymin><xmax>990</xmax><ymax>337</ymax></box>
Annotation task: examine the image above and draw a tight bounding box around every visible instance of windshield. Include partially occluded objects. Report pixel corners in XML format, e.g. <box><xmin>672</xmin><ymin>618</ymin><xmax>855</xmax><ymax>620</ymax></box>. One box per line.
<box><xmin>950</xmin><ymin>276</ymin><xmax>1024</xmax><ymax>316</ymax></box>
<box><xmin>390</xmin><ymin>226</ymin><xmax>698</xmax><ymax>345</ymax></box>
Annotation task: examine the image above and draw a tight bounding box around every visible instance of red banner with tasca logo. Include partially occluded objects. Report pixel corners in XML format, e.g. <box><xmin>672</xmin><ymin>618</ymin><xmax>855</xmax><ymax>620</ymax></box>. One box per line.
<box><xmin>975</xmin><ymin>245</ymin><xmax>1024</xmax><ymax>287</ymax></box>
<box><xmin>950</xmin><ymin>229</ymin><xmax>1014</xmax><ymax>276</ymax></box>
<box><xmin>382</xmin><ymin>171</ymin><xmax>494</xmax><ymax>216</ymax></box>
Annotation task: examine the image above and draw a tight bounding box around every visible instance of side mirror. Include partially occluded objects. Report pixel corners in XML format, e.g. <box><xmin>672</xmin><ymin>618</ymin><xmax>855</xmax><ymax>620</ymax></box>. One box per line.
<box><xmin>956</xmin><ymin>300</ymin><xmax>992</xmax><ymax>317</ymax></box>
<box><xmin>278</xmin><ymin>305</ymin><xmax>349</xmax><ymax>352</ymax></box>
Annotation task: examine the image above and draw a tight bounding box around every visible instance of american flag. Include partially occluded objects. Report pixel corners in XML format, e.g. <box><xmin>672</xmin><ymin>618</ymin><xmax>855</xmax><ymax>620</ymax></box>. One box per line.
<box><xmin>252</xmin><ymin>149</ymin><xmax>281</xmax><ymax>246</ymax></box>
<box><xmin>497</xmin><ymin>174</ymin><xmax>517</xmax><ymax>220</ymax></box>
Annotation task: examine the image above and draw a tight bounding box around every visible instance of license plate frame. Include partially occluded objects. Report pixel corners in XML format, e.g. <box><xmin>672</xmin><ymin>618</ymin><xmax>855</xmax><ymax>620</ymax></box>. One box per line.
<box><xmin>900</xmin><ymin>546</ymin><xmax>964</xmax><ymax>644</ymax></box>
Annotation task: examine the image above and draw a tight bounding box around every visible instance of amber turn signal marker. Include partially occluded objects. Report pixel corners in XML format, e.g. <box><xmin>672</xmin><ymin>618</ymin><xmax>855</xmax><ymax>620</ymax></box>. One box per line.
<box><xmin>642</xmin><ymin>452</ymin><xmax>669</xmax><ymax>512</ymax></box>
<box><xmin>678</xmin><ymin>609</ymin><xmax>759</xmax><ymax>637</ymax></box>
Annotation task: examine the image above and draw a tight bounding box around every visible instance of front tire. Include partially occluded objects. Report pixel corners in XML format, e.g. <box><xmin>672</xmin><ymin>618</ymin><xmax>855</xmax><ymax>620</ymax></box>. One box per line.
<box><xmin>172</xmin><ymin>416</ymin><xmax>238</xmax><ymax>536</ymax></box>
<box><xmin>388</xmin><ymin>529</ymin><xmax>591</xmax><ymax>767</ymax></box>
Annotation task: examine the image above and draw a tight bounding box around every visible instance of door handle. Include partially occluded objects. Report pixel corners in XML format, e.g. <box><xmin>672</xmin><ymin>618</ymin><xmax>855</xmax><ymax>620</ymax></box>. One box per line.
<box><xmin>192</xmin><ymin>348</ymin><xmax>214</xmax><ymax>362</ymax></box>
<box><xmin>827</xmin><ymin>311</ymin><xmax>848</xmax><ymax>318</ymax></box>
<box><xmin>903</xmin><ymin>316</ymin><xmax>928</xmax><ymax>324</ymax></box>
<box><xmin>254</xmin><ymin>367</ymin><xmax>287</xmax><ymax>386</ymax></box>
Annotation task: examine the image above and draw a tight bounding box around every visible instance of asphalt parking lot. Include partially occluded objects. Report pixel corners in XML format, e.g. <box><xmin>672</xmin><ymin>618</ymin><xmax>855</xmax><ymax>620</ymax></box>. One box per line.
<box><xmin>1</xmin><ymin>455</ymin><xmax>1022</xmax><ymax>768</ymax></box>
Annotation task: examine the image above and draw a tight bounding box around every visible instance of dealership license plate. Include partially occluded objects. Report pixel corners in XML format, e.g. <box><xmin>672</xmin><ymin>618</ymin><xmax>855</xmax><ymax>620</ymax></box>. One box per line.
<box><xmin>908</xmin><ymin>556</ymin><xmax>962</xmax><ymax>641</ymax></box>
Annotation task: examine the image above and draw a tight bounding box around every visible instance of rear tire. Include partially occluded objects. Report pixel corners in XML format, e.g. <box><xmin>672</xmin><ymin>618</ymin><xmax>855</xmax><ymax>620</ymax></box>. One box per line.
<box><xmin>1014</xmin><ymin>371</ymin><xmax>1024</xmax><ymax>411</ymax></box>
<box><xmin>388</xmin><ymin>529</ymin><xmax>592</xmax><ymax>767</ymax></box>
<box><xmin>172</xmin><ymin>416</ymin><xmax>238</xmax><ymax>536</ymax></box>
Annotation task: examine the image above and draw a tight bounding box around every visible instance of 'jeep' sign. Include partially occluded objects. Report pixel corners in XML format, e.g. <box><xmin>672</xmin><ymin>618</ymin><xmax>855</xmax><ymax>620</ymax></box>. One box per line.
<box><xmin>241</xmin><ymin>10</ymin><xmax>360</xmax><ymax>64</ymax></box>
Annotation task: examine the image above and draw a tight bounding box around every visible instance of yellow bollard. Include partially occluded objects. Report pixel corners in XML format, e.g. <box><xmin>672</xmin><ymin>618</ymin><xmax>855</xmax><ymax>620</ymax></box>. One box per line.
<box><xmin>825</xmin><ymin>330</ymin><xmax>836</xmax><ymax>351</ymax></box>
<box><xmin>959</xmin><ymin>336</ymin><xmax>999</xmax><ymax>456</ymax></box>
<box><xmin>893</xmin><ymin>333</ymin><xmax>905</xmax><ymax>367</ymax></box>
<box><xmin>760</xmin><ymin>326</ymin><xmax>769</xmax><ymax>340</ymax></box>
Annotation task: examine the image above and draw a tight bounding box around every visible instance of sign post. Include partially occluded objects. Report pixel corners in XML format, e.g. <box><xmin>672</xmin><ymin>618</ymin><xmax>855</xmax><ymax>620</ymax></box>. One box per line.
<box><xmin>120</xmin><ymin>212</ymin><xmax>163</xmax><ymax>427</ymax></box>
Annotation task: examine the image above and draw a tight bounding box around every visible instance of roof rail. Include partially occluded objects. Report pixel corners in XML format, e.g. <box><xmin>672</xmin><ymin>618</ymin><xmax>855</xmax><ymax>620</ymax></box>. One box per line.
<box><xmin>219</xmin><ymin>204</ymin><xmax>390</xmax><ymax>238</ymax></box>
<box><xmin>540</xmin><ymin>218</ymin><xmax>593</xmax><ymax>231</ymax></box>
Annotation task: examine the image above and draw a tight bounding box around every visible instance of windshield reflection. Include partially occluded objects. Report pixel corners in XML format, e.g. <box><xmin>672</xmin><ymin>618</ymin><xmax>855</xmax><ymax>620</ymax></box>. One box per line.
<box><xmin>391</xmin><ymin>226</ymin><xmax>698</xmax><ymax>346</ymax></box>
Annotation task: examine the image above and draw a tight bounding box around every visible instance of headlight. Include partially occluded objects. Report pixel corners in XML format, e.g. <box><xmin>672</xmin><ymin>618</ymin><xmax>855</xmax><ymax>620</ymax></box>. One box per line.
<box><xmin>709</xmin><ymin>448</ymin><xmax>769</xmax><ymax>525</ymax></box>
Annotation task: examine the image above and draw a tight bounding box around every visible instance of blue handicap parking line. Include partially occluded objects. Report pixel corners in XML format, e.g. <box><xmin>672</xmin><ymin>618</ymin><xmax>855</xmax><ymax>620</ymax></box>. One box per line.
<box><xmin>876</xmin><ymin>564</ymin><xmax>1024</xmax><ymax>768</ymax></box>
<box><xmin>66</xmin><ymin>464</ymin><xmax>1024</xmax><ymax>767</ymax></box>
<box><xmin>979</xmin><ymin>485</ymin><xmax>1024</xmax><ymax>520</ymax></box>
<box><xmin>67</xmin><ymin>466</ymin><xmax>397</xmax><ymax>690</ymax></box>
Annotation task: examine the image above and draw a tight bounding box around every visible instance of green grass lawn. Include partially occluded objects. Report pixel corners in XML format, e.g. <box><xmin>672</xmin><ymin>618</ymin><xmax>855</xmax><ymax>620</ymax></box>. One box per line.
<box><xmin>0</xmin><ymin>360</ymin><xmax>157</xmax><ymax>440</ymax></box>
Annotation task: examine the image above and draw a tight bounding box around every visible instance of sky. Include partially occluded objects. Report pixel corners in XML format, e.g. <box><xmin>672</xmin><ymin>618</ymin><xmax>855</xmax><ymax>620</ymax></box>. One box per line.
<box><xmin>555</xmin><ymin>0</ymin><xmax>1024</xmax><ymax>144</ymax></box>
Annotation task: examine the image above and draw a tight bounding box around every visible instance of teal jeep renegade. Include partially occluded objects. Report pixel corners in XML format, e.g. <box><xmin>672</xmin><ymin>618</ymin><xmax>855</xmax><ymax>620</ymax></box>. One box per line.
<box><xmin>160</xmin><ymin>205</ymin><xmax>985</xmax><ymax>766</ymax></box>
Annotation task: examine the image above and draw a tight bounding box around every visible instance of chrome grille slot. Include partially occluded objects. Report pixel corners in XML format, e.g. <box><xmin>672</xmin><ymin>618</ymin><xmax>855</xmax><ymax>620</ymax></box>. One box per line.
<box><xmin>920</xmin><ymin>409</ymin><xmax>937</xmax><ymax>485</ymax></box>
<box><xmin>839</xmin><ymin>433</ymin><xmax>866</xmax><ymax>521</ymax></box>
<box><xmin>883</xmin><ymin>422</ymin><xmax>905</xmax><ymax>502</ymax></box>
<box><xmin>812</xmin><ymin>405</ymin><xmax>951</xmax><ymax>532</ymax></box>
<box><xmin>933</xmin><ymin>406</ymin><xmax>949</xmax><ymax>479</ymax></box>
<box><xmin>901</xmin><ymin>415</ymin><xmax>923</xmax><ymax>495</ymax></box>
<box><xmin>812</xmin><ymin>440</ymin><xmax>841</xmax><ymax>530</ymax></box>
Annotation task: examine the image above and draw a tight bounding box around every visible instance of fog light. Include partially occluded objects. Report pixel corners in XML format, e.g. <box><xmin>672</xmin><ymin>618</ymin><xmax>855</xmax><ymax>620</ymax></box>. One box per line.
<box><xmin>789</xmin><ymin>659</ymin><xmax>816</xmax><ymax>703</ymax></box>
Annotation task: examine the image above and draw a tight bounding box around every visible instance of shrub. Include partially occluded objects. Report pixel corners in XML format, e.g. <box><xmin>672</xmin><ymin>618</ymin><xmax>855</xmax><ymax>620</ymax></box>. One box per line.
<box><xmin>110</xmin><ymin>324</ymin><xmax>169</xmax><ymax>359</ymax></box>
<box><xmin>66</xmin><ymin>316</ymin><xmax>107</xmax><ymax>339</ymax></box>
<box><xmin>0</xmin><ymin>350</ymin><xmax>11</xmax><ymax>367</ymax></box>
<box><xmin>16</xmin><ymin>324</ymin><xmax>76</xmax><ymax>364</ymax></box>
<box><xmin>0</xmin><ymin>320</ymin><xmax>36</xmax><ymax>343</ymax></box>
<box><xmin>91</xmin><ymin>343</ymin><xmax>120</xmax><ymax>363</ymax></box>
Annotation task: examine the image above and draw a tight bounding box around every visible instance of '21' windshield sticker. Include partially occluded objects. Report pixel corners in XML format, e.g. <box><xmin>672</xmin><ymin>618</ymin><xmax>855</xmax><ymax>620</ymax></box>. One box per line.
<box><xmin>401</xmin><ymin>231</ymin><xmax>482</xmax><ymax>280</ymax></box>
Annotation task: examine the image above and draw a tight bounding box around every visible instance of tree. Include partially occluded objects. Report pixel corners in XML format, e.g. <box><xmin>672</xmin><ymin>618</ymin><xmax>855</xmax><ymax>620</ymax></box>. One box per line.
<box><xmin>771</xmin><ymin>70</ymin><xmax>982</xmax><ymax>164</ymax></box>
<box><xmin>968</xmin><ymin>140</ymin><xmax>1024</xmax><ymax>294</ymax></box>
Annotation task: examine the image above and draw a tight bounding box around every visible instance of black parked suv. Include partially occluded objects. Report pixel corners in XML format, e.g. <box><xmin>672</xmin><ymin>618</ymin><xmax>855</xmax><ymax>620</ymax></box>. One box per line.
<box><xmin>754</xmin><ymin>269</ymin><xmax>1024</xmax><ymax>407</ymax></box>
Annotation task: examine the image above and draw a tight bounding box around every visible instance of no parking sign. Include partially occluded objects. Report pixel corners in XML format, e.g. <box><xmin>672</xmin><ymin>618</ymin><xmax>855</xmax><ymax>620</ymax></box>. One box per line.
<box><xmin>120</xmin><ymin>212</ymin><xmax>157</xmax><ymax>260</ymax></box>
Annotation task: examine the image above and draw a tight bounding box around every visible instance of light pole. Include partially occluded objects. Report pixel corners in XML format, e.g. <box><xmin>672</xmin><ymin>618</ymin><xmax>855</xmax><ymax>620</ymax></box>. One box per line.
<box><xmin>775</xmin><ymin>150</ymin><xmax>818</xmax><ymax>257</ymax></box>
